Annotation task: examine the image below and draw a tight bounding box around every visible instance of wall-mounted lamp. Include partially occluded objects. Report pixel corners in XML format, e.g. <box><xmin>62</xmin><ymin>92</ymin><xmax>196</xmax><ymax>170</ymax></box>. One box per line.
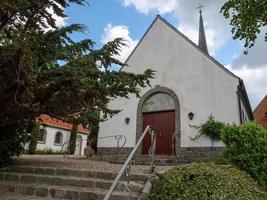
<box><xmin>125</xmin><ymin>117</ymin><xmax>130</xmax><ymax>124</ymax></box>
<box><xmin>188</xmin><ymin>112</ymin><xmax>194</xmax><ymax>120</ymax></box>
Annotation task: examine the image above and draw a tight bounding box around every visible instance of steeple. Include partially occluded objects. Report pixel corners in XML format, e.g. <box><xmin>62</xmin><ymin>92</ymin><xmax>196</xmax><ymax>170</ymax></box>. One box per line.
<box><xmin>198</xmin><ymin>5</ymin><xmax>209</xmax><ymax>54</ymax></box>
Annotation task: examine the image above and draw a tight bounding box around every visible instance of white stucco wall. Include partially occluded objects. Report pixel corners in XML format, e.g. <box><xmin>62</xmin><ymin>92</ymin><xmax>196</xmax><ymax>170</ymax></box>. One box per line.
<box><xmin>99</xmin><ymin>17</ymin><xmax>242</xmax><ymax>148</ymax></box>
<box><xmin>25</xmin><ymin>126</ymin><xmax>88</xmax><ymax>155</ymax></box>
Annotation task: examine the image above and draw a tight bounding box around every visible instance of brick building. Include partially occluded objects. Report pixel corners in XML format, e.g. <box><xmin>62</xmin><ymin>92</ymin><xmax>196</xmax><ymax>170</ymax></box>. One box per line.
<box><xmin>253</xmin><ymin>95</ymin><xmax>267</xmax><ymax>129</ymax></box>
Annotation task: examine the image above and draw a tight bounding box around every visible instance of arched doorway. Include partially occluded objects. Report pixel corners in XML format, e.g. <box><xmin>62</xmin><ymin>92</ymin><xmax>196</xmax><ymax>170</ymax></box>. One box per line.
<box><xmin>137</xmin><ymin>87</ymin><xmax>180</xmax><ymax>155</ymax></box>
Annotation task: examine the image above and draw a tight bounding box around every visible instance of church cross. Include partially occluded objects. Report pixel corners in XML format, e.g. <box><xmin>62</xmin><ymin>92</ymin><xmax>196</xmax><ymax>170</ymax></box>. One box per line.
<box><xmin>197</xmin><ymin>4</ymin><xmax>204</xmax><ymax>13</ymax></box>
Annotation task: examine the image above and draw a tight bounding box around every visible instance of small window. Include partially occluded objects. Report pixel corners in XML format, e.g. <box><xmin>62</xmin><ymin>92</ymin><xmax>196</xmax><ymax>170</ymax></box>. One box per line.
<box><xmin>38</xmin><ymin>128</ymin><xmax>47</xmax><ymax>143</ymax></box>
<box><xmin>54</xmin><ymin>131</ymin><xmax>63</xmax><ymax>145</ymax></box>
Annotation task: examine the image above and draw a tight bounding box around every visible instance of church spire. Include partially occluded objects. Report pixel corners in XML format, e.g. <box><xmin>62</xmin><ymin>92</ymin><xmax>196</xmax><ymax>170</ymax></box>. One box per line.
<box><xmin>198</xmin><ymin>5</ymin><xmax>209</xmax><ymax>54</ymax></box>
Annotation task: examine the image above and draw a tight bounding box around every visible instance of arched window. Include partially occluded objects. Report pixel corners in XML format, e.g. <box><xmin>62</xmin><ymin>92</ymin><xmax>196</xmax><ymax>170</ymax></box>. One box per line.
<box><xmin>142</xmin><ymin>92</ymin><xmax>175</xmax><ymax>113</ymax></box>
<box><xmin>54</xmin><ymin>131</ymin><xmax>63</xmax><ymax>145</ymax></box>
<box><xmin>38</xmin><ymin>128</ymin><xmax>47</xmax><ymax>143</ymax></box>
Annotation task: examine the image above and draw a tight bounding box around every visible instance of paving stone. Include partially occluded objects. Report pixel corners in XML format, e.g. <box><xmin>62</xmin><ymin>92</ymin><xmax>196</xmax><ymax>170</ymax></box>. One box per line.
<box><xmin>49</xmin><ymin>187</ymin><xmax>65</xmax><ymax>198</ymax></box>
<box><xmin>35</xmin><ymin>176</ymin><xmax>50</xmax><ymax>184</ymax></box>
<box><xmin>35</xmin><ymin>187</ymin><xmax>48</xmax><ymax>197</ymax></box>
<box><xmin>64</xmin><ymin>190</ymin><xmax>79</xmax><ymax>199</ymax></box>
<box><xmin>80</xmin><ymin>192</ymin><xmax>98</xmax><ymax>200</ymax></box>
<box><xmin>20</xmin><ymin>175</ymin><xmax>36</xmax><ymax>183</ymax></box>
<box><xmin>17</xmin><ymin>185</ymin><xmax>34</xmax><ymax>195</ymax></box>
<box><xmin>35</xmin><ymin>167</ymin><xmax>55</xmax><ymax>175</ymax></box>
<box><xmin>0</xmin><ymin>183</ymin><xmax>15</xmax><ymax>192</ymax></box>
<box><xmin>4</xmin><ymin>174</ymin><xmax>19</xmax><ymax>182</ymax></box>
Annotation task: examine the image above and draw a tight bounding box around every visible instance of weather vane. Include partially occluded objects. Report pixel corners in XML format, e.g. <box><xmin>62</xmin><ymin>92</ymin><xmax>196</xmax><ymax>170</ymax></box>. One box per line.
<box><xmin>197</xmin><ymin>4</ymin><xmax>204</xmax><ymax>13</ymax></box>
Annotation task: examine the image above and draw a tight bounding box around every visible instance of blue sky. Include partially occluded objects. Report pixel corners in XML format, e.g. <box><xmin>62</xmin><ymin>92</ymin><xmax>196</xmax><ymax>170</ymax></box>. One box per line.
<box><xmin>59</xmin><ymin>0</ymin><xmax>267</xmax><ymax>109</ymax></box>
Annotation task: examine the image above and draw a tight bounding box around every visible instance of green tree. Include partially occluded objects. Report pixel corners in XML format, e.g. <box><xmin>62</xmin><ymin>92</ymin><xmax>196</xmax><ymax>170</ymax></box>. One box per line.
<box><xmin>0</xmin><ymin>0</ymin><xmax>154</xmax><ymax>165</ymax></box>
<box><xmin>28</xmin><ymin>120</ymin><xmax>41</xmax><ymax>154</ymax></box>
<box><xmin>68</xmin><ymin>123</ymin><xmax>78</xmax><ymax>155</ymax></box>
<box><xmin>221</xmin><ymin>0</ymin><xmax>267</xmax><ymax>53</ymax></box>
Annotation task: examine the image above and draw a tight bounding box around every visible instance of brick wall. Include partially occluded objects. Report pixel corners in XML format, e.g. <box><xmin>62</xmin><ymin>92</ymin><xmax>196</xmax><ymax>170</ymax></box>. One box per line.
<box><xmin>253</xmin><ymin>95</ymin><xmax>267</xmax><ymax>129</ymax></box>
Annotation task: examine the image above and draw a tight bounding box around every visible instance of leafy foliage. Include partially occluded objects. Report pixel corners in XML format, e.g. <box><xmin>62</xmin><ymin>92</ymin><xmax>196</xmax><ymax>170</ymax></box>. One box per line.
<box><xmin>221</xmin><ymin>0</ymin><xmax>267</xmax><ymax>53</ymax></box>
<box><xmin>191</xmin><ymin>115</ymin><xmax>224</xmax><ymax>143</ymax></box>
<box><xmin>0</xmin><ymin>0</ymin><xmax>153</xmax><ymax>164</ymax></box>
<box><xmin>0</xmin><ymin>120</ymin><xmax>33</xmax><ymax>167</ymax></box>
<box><xmin>28</xmin><ymin>120</ymin><xmax>40</xmax><ymax>154</ymax></box>
<box><xmin>0</xmin><ymin>0</ymin><xmax>154</xmax><ymax>127</ymax></box>
<box><xmin>151</xmin><ymin>163</ymin><xmax>267</xmax><ymax>200</ymax></box>
<box><xmin>68</xmin><ymin>123</ymin><xmax>78</xmax><ymax>154</ymax></box>
<box><xmin>220</xmin><ymin>121</ymin><xmax>267</xmax><ymax>187</ymax></box>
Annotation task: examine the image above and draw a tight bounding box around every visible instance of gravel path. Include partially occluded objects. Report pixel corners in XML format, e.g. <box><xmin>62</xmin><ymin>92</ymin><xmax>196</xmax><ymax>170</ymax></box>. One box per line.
<box><xmin>17</xmin><ymin>155</ymin><xmax>176</xmax><ymax>174</ymax></box>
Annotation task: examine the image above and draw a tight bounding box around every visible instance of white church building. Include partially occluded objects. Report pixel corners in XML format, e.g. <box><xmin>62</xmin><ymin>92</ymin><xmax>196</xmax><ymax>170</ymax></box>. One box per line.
<box><xmin>97</xmin><ymin>13</ymin><xmax>253</xmax><ymax>161</ymax></box>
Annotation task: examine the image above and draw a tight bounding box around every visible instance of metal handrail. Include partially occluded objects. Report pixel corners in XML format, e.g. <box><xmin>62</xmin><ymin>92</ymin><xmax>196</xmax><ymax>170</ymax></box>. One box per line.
<box><xmin>98</xmin><ymin>134</ymin><xmax>127</xmax><ymax>148</ymax></box>
<box><xmin>61</xmin><ymin>134</ymin><xmax>127</xmax><ymax>157</ymax></box>
<box><xmin>103</xmin><ymin>125</ymin><xmax>156</xmax><ymax>200</ymax></box>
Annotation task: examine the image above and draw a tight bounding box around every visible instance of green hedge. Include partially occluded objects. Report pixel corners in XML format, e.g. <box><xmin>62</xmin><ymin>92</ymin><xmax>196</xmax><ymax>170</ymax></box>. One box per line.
<box><xmin>221</xmin><ymin>122</ymin><xmax>267</xmax><ymax>188</ymax></box>
<box><xmin>151</xmin><ymin>163</ymin><xmax>267</xmax><ymax>200</ymax></box>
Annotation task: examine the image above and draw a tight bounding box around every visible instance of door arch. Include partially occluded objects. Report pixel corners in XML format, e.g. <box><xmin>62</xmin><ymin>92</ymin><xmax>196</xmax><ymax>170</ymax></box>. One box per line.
<box><xmin>136</xmin><ymin>87</ymin><xmax>180</xmax><ymax>155</ymax></box>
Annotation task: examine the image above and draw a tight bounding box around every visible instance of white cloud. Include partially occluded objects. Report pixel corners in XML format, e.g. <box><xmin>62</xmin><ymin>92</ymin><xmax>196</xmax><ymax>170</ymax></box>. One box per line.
<box><xmin>226</xmin><ymin>65</ymin><xmax>267</xmax><ymax>109</ymax></box>
<box><xmin>46</xmin><ymin>7</ymin><xmax>68</xmax><ymax>29</ymax></box>
<box><xmin>120</xmin><ymin>0</ymin><xmax>177</xmax><ymax>15</ymax></box>
<box><xmin>120</xmin><ymin>0</ymin><xmax>231</xmax><ymax>55</ymax></box>
<box><xmin>175</xmin><ymin>0</ymin><xmax>231</xmax><ymax>55</ymax></box>
<box><xmin>101</xmin><ymin>23</ymin><xmax>138</xmax><ymax>63</ymax></box>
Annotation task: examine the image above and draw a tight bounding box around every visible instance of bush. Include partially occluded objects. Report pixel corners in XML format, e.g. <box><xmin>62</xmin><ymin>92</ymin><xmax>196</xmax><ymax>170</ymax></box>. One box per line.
<box><xmin>28</xmin><ymin>121</ymin><xmax>40</xmax><ymax>154</ymax></box>
<box><xmin>151</xmin><ymin>163</ymin><xmax>267</xmax><ymax>200</ymax></box>
<box><xmin>221</xmin><ymin>121</ymin><xmax>267</xmax><ymax>188</ymax></box>
<box><xmin>191</xmin><ymin>115</ymin><xmax>224</xmax><ymax>159</ymax></box>
<box><xmin>68</xmin><ymin>123</ymin><xmax>77</xmax><ymax>154</ymax></box>
<box><xmin>0</xmin><ymin>120</ymin><xmax>33</xmax><ymax>167</ymax></box>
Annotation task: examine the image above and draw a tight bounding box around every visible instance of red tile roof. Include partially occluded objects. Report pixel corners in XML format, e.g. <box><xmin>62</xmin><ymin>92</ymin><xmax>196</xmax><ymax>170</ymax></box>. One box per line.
<box><xmin>37</xmin><ymin>114</ymin><xmax>88</xmax><ymax>134</ymax></box>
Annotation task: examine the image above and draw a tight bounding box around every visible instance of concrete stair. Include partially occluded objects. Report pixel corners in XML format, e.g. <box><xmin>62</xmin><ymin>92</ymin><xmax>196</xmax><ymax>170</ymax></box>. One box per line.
<box><xmin>0</xmin><ymin>166</ymin><xmax>149</xmax><ymax>200</ymax></box>
<box><xmin>93</xmin><ymin>155</ymin><xmax>190</xmax><ymax>165</ymax></box>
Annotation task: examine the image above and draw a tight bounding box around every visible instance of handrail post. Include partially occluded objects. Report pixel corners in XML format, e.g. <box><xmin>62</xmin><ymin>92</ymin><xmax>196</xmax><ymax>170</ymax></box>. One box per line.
<box><xmin>103</xmin><ymin>126</ymin><xmax>151</xmax><ymax>200</ymax></box>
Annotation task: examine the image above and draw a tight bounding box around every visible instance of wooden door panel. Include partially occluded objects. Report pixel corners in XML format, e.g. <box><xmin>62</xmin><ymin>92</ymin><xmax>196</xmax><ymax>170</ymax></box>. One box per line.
<box><xmin>142</xmin><ymin>110</ymin><xmax>175</xmax><ymax>155</ymax></box>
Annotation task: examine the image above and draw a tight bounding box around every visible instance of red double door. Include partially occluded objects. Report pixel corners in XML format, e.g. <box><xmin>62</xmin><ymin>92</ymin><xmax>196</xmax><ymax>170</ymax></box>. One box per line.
<box><xmin>142</xmin><ymin>110</ymin><xmax>175</xmax><ymax>155</ymax></box>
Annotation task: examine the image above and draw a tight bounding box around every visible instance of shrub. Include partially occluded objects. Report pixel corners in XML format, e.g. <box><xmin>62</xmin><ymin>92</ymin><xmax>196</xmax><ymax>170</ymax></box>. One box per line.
<box><xmin>68</xmin><ymin>123</ymin><xmax>78</xmax><ymax>154</ymax></box>
<box><xmin>221</xmin><ymin>121</ymin><xmax>267</xmax><ymax>188</ymax></box>
<box><xmin>151</xmin><ymin>163</ymin><xmax>267</xmax><ymax>200</ymax></box>
<box><xmin>0</xmin><ymin>120</ymin><xmax>33</xmax><ymax>167</ymax></box>
<box><xmin>28</xmin><ymin>121</ymin><xmax>40</xmax><ymax>154</ymax></box>
<box><xmin>191</xmin><ymin>115</ymin><xmax>224</xmax><ymax>159</ymax></box>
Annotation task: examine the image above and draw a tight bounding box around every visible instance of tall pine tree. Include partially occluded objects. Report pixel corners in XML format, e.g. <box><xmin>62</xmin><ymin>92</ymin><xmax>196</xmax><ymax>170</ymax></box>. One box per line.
<box><xmin>0</xmin><ymin>0</ymin><xmax>154</xmax><ymax>165</ymax></box>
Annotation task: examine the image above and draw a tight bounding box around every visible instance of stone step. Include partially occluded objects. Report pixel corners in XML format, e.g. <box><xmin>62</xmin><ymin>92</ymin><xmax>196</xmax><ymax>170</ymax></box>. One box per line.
<box><xmin>0</xmin><ymin>182</ymin><xmax>139</xmax><ymax>200</ymax></box>
<box><xmin>0</xmin><ymin>172</ymin><xmax>144</xmax><ymax>193</ymax></box>
<box><xmin>0</xmin><ymin>166</ymin><xmax>148</xmax><ymax>182</ymax></box>
<box><xmin>92</xmin><ymin>155</ymin><xmax>190</xmax><ymax>165</ymax></box>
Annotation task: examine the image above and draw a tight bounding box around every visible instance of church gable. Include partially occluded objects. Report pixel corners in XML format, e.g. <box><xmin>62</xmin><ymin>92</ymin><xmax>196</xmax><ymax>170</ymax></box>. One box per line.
<box><xmin>123</xmin><ymin>15</ymin><xmax>239</xmax><ymax>83</ymax></box>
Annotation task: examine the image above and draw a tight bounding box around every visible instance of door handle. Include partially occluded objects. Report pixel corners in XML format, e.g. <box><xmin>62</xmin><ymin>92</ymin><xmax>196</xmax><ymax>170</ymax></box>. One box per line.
<box><xmin>159</xmin><ymin>131</ymin><xmax>162</xmax><ymax>138</ymax></box>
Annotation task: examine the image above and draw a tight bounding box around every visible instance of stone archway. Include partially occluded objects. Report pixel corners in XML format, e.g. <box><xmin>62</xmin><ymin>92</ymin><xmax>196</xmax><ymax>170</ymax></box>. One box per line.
<box><xmin>136</xmin><ymin>86</ymin><xmax>181</xmax><ymax>154</ymax></box>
